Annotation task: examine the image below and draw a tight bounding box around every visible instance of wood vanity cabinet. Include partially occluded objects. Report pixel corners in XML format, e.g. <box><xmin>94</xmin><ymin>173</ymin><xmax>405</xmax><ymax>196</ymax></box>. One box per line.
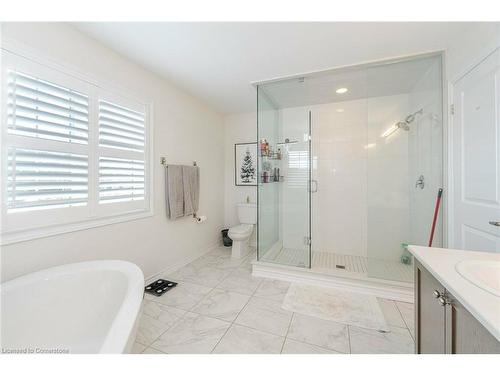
<box><xmin>415</xmin><ymin>260</ymin><xmax>500</xmax><ymax>354</ymax></box>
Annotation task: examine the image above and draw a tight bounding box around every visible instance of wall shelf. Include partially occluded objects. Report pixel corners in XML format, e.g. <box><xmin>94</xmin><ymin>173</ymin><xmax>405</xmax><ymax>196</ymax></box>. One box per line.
<box><xmin>260</xmin><ymin>176</ymin><xmax>284</xmax><ymax>183</ymax></box>
<box><xmin>260</xmin><ymin>152</ymin><xmax>282</xmax><ymax>160</ymax></box>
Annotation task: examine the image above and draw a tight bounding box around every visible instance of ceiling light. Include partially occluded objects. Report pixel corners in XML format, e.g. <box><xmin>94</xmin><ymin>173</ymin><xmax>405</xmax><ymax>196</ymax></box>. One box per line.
<box><xmin>336</xmin><ymin>87</ymin><xmax>348</xmax><ymax>94</ymax></box>
<box><xmin>336</xmin><ymin>108</ymin><xmax>344</xmax><ymax>113</ymax></box>
<box><xmin>364</xmin><ymin>143</ymin><xmax>377</xmax><ymax>149</ymax></box>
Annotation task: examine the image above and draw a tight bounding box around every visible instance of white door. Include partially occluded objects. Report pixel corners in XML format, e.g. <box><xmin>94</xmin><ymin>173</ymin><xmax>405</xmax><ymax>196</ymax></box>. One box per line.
<box><xmin>452</xmin><ymin>48</ymin><xmax>500</xmax><ymax>252</ymax></box>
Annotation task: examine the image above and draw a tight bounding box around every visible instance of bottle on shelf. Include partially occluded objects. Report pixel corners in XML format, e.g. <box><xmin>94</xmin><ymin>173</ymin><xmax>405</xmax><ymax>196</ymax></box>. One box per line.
<box><xmin>262</xmin><ymin>171</ymin><xmax>269</xmax><ymax>183</ymax></box>
<box><xmin>260</xmin><ymin>139</ymin><xmax>267</xmax><ymax>156</ymax></box>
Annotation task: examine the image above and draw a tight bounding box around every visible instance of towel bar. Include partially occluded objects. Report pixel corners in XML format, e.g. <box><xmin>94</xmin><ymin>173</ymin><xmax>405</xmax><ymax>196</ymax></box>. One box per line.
<box><xmin>160</xmin><ymin>157</ymin><xmax>197</xmax><ymax>167</ymax></box>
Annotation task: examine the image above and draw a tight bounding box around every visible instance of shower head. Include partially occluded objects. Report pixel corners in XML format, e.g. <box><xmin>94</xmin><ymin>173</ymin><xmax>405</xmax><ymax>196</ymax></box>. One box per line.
<box><xmin>404</xmin><ymin>108</ymin><xmax>424</xmax><ymax>124</ymax></box>
<box><xmin>395</xmin><ymin>121</ymin><xmax>410</xmax><ymax>131</ymax></box>
<box><xmin>381</xmin><ymin>108</ymin><xmax>424</xmax><ymax>138</ymax></box>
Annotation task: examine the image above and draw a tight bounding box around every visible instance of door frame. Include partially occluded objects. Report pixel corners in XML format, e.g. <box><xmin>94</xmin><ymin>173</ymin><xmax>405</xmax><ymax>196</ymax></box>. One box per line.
<box><xmin>446</xmin><ymin>46</ymin><xmax>500</xmax><ymax>248</ymax></box>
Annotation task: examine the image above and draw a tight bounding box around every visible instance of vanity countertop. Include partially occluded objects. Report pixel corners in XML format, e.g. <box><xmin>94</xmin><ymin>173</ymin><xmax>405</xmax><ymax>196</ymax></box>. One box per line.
<box><xmin>408</xmin><ymin>245</ymin><xmax>500</xmax><ymax>342</ymax></box>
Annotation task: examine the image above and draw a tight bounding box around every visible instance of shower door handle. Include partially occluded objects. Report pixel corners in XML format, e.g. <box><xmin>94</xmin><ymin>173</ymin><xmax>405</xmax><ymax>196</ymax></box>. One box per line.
<box><xmin>310</xmin><ymin>180</ymin><xmax>318</xmax><ymax>193</ymax></box>
<box><xmin>489</xmin><ymin>221</ymin><xmax>500</xmax><ymax>227</ymax></box>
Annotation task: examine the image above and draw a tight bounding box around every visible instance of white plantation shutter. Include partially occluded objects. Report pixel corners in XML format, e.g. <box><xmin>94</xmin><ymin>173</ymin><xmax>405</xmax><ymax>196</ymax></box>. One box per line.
<box><xmin>5</xmin><ymin>70</ymin><xmax>90</xmax><ymax>214</ymax></box>
<box><xmin>99</xmin><ymin>100</ymin><xmax>145</xmax><ymax>152</ymax></box>
<box><xmin>98</xmin><ymin>99</ymin><xmax>146</xmax><ymax>205</ymax></box>
<box><xmin>99</xmin><ymin>157</ymin><xmax>145</xmax><ymax>203</ymax></box>
<box><xmin>7</xmin><ymin>148</ymin><xmax>88</xmax><ymax>212</ymax></box>
<box><xmin>2</xmin><ymin>50</ymin><xmax>151</xmax><ymax>242</ymax></box>
<box><xmin>7</xmin><ymin>71</ymin><xmax>89</xmax><ymax>144</ymax></box>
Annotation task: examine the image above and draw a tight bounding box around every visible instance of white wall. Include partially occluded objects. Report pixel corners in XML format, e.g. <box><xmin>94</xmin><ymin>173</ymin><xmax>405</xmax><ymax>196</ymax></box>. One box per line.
<box><xmin>223</xmin><ymin>112</ymin><xmax>257</xmax><ymax>228</ymax></box>
<box><xmin>446</xmin><ymin>23</ymin><xmax>500</xmax><ymax>81</ymax></box>
<box><xmin>0</xmin><ymin>23</ymin><xmax>225</xmax><ymax>282</ymax></box>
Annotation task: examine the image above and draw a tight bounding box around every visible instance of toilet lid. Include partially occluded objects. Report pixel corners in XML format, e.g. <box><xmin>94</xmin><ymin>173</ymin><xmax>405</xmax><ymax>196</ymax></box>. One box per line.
<box><xmin>229</xmin><ymin>224</ymin><xmax>252</xmax><ymax>235</ymax></box>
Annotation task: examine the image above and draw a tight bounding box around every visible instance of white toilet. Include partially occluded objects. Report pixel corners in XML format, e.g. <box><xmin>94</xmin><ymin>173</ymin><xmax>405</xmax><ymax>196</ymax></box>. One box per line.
<box><xmin>228</xmin><ymin>202</ymin><xmax>256</xmax><ymax>259</ymax></box>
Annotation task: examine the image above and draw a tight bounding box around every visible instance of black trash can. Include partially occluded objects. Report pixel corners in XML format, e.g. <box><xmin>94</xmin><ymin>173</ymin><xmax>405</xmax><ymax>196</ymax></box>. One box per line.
<box><xmin>221</xmin><ymin>229</ymin><xmax>232</xmax><ymax>247</ymax></box>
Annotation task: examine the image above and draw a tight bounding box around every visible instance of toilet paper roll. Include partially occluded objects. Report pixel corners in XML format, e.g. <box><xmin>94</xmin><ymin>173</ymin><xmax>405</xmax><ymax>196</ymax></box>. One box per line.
<box><xmin>195</xmin><ymin>215</ymin><xmax>207</xmax><ymax>223</ymax></box>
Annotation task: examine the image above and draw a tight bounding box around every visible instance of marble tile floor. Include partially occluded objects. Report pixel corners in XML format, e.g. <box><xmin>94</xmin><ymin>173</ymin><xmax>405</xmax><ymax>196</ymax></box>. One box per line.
<box><xmin>133</xmin><ymin>246</ymin><xmax>415</xmax><ymax>354</ymax></box>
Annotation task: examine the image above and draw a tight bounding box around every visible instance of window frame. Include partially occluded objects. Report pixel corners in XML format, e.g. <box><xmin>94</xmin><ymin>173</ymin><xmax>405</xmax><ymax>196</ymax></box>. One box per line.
<box><xmin>0</xmin><ymin>45</ymin><xmax>154</xmax><ymax>245</ymax></box>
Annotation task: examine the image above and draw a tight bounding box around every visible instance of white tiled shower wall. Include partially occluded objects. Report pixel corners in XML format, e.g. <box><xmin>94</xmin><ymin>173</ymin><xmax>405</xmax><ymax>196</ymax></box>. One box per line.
<box><xmin>279</xmin><ymin>95</ymin><xmax>411</xmax><ymax>261</ymax></box>
<box><xmin>407</xmin><ymin>58</ymin><xmax>443</xmax><ymax>249</ymax></box>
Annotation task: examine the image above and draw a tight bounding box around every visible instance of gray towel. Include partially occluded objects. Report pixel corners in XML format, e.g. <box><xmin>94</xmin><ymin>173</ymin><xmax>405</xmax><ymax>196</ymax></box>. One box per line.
<box><xmin>182</xmin><ymin>165</ymin><xmax>200</xmax><ymax>216</ymax></box>
<box><xmin>166</xmin><ymin>165</ymin><xmax>185</xmax><ymax>219</ymax></box>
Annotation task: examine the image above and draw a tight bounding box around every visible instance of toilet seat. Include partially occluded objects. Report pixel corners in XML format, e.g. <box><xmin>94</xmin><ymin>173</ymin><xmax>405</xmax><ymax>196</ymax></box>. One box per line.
<box><xmin>228</xmin><ymin>224</ymin><xmax>253</xmax><ymax>237</ymax></box>
<box><xmin>229</xmin><ymin>203</ymin><xmax>256</xmax><ymax>259</ymax></box>
<box><xmin>228</xmin><ymin>224</ymin><xmax>254</xmax><ymax>258</ymax></box>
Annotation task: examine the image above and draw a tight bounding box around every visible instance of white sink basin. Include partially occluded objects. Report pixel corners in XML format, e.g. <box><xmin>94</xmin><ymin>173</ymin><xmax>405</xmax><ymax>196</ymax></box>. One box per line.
<box><xmin>455</xmin><ymin>260</ymin><xmax>500</xmax><ymax>297</ymax></box>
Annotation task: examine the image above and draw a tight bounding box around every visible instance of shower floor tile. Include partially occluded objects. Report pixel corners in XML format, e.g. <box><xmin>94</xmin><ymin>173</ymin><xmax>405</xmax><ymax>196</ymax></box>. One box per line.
<box><xmin>133</xmin><ymin>245</ymin><xmax>415</xmax><ymax>354</ymax></box>
<box><xmin>261</xmin><ymin>248</ymin><xmax>413</xmax><ymax>283</ymax></box>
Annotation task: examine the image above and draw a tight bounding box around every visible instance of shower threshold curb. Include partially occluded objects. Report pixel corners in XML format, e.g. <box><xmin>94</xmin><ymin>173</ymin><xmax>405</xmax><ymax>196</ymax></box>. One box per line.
<box><xmin>252</xmin><ymin>260</ymin><xmax>414</xmax><ymax>303</ymax></box>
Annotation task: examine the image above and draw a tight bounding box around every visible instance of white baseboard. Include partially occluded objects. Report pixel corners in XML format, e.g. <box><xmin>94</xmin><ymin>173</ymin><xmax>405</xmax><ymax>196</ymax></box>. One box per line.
<box><xmin>252</xmin><ymin>260</ymin><xmax>414</xmax><ymax>303</ymax></box>
<box><xmin>145</xmin><ymin>239</ymin><xmax>221</xmax><ymax>284</ymax></box>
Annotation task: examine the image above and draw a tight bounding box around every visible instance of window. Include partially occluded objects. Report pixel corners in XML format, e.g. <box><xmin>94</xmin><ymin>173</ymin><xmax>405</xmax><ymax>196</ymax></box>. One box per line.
<box><xmin>287</xmin><ymin>150</ymin><xmax>309</xmax><ymax>189</ymax></box>
<box><xmin>7</xmin><ymin>71</ymin><xmax>90</xmax><ymax>144</ymax></box>
<box><xmin>1</xmin><ymin>50</ymin><xmax>152</xmax><ymax>244</ymax></box>
<box><xmin>7</xmin><ymin>148</ymin><xmax>89</xmax><ymax>212</ymax></box>
<box><xmin>97</xmin><ymin>100</ymin><xmax>146</xmax><ymax>205</ymax></box>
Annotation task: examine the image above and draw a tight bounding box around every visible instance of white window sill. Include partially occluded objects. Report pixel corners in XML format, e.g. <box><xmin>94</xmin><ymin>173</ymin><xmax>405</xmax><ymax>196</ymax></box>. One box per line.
<box><xmin>0</xmin><ymin>209</ymin><xmax>154</xmax><ymax>246</ymax></box>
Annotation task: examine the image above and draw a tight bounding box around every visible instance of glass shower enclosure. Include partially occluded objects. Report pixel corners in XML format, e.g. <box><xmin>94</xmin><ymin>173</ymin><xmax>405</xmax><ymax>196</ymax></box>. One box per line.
<box><xmin>256</xmin><ymin>89</ymin><xmax>312</xmax><ymax>268</ymax></box>
<box><xmin>256</xmin><ymin>53</ymin><xmax>443</xmax><ymax>284</ymax></box>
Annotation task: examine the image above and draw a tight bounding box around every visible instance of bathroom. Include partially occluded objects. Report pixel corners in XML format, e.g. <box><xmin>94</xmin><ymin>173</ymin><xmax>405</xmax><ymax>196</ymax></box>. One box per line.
<box><xmin>0</xmin><ymin>8</ymin><xmax>499</xmax><ymax>373</ymax></box>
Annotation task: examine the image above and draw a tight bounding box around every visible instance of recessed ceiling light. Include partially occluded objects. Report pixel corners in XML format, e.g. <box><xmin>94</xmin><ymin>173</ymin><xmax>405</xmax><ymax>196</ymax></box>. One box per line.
<box><xmin>336</xmin><ymin>108</ymin><xmax>344</xmax><ymax>113</ymax></box>
<box><xmin>336</xmin><ymin>87</ymin><xmax>348</xmax><ymax>94</ymax></box>
<box><xmin>364</xmin><ymin>143</ymin><xmax>377</xmax><ymax>149</ymax></box>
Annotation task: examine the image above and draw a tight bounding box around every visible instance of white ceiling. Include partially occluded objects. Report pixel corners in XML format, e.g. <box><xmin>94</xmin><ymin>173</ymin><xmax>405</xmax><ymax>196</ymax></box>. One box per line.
<box><xmin>73</xmin><ymin>22</ymin><xmax>468</xmax><ymax>114</ymax></box>
<box><xmin>260</xmin><ymin>55</ymin><xmax>440</xmax><ymax>109</ymax></box>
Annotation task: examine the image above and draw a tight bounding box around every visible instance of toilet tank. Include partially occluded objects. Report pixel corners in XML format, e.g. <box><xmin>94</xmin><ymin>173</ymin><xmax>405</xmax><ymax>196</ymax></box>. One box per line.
<box><xmin>236</xmin><ymin>203</ymin><xmax>257</xmax><ymax>224</ymax></box>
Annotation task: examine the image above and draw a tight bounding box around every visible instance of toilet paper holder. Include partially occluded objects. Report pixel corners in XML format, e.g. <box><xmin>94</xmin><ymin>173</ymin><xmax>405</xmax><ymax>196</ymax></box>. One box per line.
<box><xmin>193</xmin><ymin>213</ymin><xmax>207</xmax><ymax>223</ymax></box>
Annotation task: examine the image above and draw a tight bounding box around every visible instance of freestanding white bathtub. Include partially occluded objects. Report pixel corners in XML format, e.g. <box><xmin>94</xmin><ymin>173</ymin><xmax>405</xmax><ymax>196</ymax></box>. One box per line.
<box><xmin>1</xmin><ymin>260</ymin><xmax>144</xmax><ymax>354</ymax></box>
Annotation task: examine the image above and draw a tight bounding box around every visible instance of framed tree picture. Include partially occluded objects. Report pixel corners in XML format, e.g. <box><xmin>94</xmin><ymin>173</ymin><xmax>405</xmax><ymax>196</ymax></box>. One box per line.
<box><xmin>235</xmin><ymin>142</ymin><xmax>257</xmax><ymax>186</ymax></box>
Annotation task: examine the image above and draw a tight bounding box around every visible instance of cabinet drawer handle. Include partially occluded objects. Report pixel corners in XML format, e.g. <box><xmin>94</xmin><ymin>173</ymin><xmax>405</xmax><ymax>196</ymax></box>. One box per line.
<box><xmin>438</xmin><ymin>296</ymin><xmax>451</xmax><ymax>306</ymax></box>
<box><xmin>433</xmin><ymin>290</ymin><xmax>442</xmax><ymax>298</ymax></box>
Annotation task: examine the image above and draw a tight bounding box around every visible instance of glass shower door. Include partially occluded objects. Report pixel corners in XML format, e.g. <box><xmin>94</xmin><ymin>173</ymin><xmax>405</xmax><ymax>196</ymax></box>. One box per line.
<box><xmin>256</xmin><ymin>84</ymin><xmax>311</xmax><ymax>268</ymax></box>
<box><xmin>365</xmin><ymin>55</ymin><xmax>443</xmax><ymax>283</ymax></box>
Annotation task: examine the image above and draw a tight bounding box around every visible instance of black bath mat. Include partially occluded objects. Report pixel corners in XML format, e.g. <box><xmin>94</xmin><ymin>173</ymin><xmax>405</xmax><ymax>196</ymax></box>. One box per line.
<box><xmin>144</xmin><ymin>279</ymin><xmax>178</xmax><ymax>297</ymax></box>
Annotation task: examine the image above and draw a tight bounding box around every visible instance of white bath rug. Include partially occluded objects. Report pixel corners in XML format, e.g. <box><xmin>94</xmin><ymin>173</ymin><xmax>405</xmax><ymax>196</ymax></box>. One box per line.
<box><xmin>282</xmin><ymin>284</ymin><xmax>389</xmax><ymax>332</ymax></box>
